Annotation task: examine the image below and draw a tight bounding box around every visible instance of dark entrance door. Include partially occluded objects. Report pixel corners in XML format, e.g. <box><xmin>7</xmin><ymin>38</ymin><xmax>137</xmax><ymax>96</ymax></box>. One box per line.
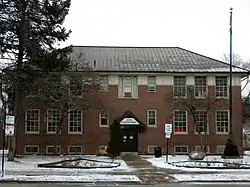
<box><xmin>120</xmin><ymin>125</ymin><xmax>138</xmax><ymax>152</ymax></box>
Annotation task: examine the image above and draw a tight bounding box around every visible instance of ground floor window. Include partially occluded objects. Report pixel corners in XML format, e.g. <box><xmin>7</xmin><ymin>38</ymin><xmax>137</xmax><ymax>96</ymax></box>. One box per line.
<box><xmin>148</xmin><ymin>145</ymin><xmax>157</xmax><ymax>154</ymax></box>
<box><xmin>99</xmin><ymin>146</ymin><xmax>108</xmax><ymax>154</ymax></box>
<box><xmin>68</xmin><ymin>146</ymin><xmax>82</xmax><ymax>154</ymax></box>
<box><xmin>174</xmin><ymin>146</ymin><xmax>188</xmax><ymax>154</ymax></box>
<box><xmin>24</xmin><ymin>145</ymin><xmax>39</xmax><ymax>154</ymax></box>
<box><xmin>46</xmin><ymin>145</ymin><xmax>61</xmax><ymax>154</ymax></box>
<box><xmin>195</xmin><ymin>145</ymin><xmax>210</xmax><ymax>153</ymax></box>
<box><xmin>216</xmin><ymin>145</ymin><xmax>225</xmax><ymax>154</ymax></box>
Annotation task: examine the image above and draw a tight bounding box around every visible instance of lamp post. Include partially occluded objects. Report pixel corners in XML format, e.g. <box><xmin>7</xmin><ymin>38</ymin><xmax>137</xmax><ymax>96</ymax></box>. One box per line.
<box><xmin>229</xmin><ymin>7</ymin><xmax>233</xmax><ymax>138</ymax></box>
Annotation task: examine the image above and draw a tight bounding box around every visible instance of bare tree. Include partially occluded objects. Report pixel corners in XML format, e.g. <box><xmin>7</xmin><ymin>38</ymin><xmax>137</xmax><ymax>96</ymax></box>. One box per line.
<box><xmin>22</xmin><ymin>55</ymin><xmax>104</xmax><ymax>154</ymax></box>
<box><xmin>169</xmin><ymin>86</ymin><xmax>219</xmax><ymax>153</ymax></box>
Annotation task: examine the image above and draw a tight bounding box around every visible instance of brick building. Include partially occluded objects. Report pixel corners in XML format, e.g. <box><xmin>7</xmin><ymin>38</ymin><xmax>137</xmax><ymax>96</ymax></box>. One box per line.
<box><xmin>16</xmin><ymin>46</ymin><xmax>248</xmax><ymax>155</ymax></box>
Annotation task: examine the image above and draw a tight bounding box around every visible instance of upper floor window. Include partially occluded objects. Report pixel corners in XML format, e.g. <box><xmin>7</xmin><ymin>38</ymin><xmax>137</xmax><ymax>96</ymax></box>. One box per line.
<box><xmin>147</xmin><ymin>76</ymin><xmax>156</xmax><ymax>91</ymax></box>
<box><xmin>147</xmin><ymin>110</ymin><xmax>157</xmax><ymax>126</ymax></box>
<box><xmin>69</xmin><ymin>81</ymin><xmax>83</xmax><ymax>97</ymax></box>
<box><xmin>216</xmin><ymin>110</ymin><xmax>229</xmax><ymax>134</ymax></box>
<box><xmin>99</xmin><ymin>110</ymin><xmax>109</xmax><ymax>127</ymax></box>
<box><xmin>195</xmin><ymin>110</ymin><xmax>208</xmax><ymax>134</ymax></box>
<box><xmin>173</xmin><ymin>76</ymin><xmax>186</xmax><ymax>97</ymax></box>
<box><xmin>99</xmin><ymin>75</ymin><xmax>108</xmax><ymax>91</ymax></box>
<box><xmin>194</xmin><ymin>76</ymin><xmax>207</xmax><ymax>97</ymax></box>
<box><xmin>215</xmin><ymin>76</ymin><xmax>228</xmax><ymax>98</ymax></box>
<box><xmin>25</xmin><ymin>109</ymin><xmax>40</xmax><ymax>134</ymax></box>
<box><xmin>68</xmin><ymin>110</ymin><xmax>83</xmax><ymax>134</ymax></box>
<box><xmin>47</xmin><ymin>109</ymin><xmax>61</xmax><ymax>133</ymax></box>
<box><xmin>118</xmin><ymin>76</ymin><xmax>138</xmax><ymax>98</ymax></box>
<box><xmin>173</xmin><ymin>110</ymin><xmax>187</xmax><ymax>133</ymax></box>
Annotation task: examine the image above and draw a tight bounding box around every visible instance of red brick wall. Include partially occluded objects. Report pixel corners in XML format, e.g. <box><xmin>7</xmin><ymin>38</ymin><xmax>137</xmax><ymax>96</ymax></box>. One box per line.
<box><xmin>15</xmin><ymin>84</ymin><xmax>243</xmax><ymax>155</ymax></box>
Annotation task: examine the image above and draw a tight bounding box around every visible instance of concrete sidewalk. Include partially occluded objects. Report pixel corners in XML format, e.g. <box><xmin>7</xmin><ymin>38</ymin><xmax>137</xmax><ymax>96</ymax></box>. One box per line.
<box><xmin>122</xmin><ymin>155</ymin><xmax>178</xmax><ymax>184</ymax></box>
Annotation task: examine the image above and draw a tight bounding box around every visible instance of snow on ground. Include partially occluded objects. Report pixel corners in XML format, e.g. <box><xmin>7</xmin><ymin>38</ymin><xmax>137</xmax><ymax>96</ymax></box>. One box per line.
<box><xmin>0</xmin><ymin>154</ymin><xmax>139</xmax><ymax>182</ymax></box>
<box><xmin>0</xmin><ymin>174</ymin><xmax>140</xmax><ymax>183</ymax></box>
<box><xmin>145</xmin><ymin>154</ymin><xmax>250</xmax><ymax>182</ymax></box>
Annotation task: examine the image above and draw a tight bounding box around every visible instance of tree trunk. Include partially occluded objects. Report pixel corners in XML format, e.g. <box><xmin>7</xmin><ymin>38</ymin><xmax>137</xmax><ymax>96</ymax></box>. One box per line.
<box><xmin>53</xmin><ymin>117</ymin><xmax>63</xmax><ymax>155</ymax></box>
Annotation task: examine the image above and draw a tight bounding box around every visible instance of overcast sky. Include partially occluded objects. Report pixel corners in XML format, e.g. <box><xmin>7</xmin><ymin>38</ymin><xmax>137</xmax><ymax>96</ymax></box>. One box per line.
<box><xmin>62</xmin><ymin>0</ymin><xmax>250</xmax><ymax>62</ymax></box>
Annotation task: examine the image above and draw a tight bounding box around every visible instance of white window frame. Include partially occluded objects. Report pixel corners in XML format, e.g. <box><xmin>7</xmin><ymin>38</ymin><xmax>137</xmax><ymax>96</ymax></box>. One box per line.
<box><xmin>99</xmin><ymin>75</ymin><xmax>109</xmax><ymax>91</ymax></box>
<box><xmin>148</xmin><ymin>145</ymin><xmax>157</xmax><ymax>154</ymax></box>
<box><xmin>99</xmin><ymin>110</ymin><xmax>109</xmax><ymax>127</ymax></box>
<box><xmin>147</xmin><ymin>110</ymin><xmax>157</xmax><ymax>127</ymax></box>
<box><xmin>118</xmin><ymin>76</ymin><xmax>138</xmax><ymax>98</ymax></box>
<box><xmin>68</xmin><ymin>146</ymin><xmax>82</xmax><ymax>154</ymax></box>
<box><xmin>216</xmin><ymin>110</ymin><xmax>229</xmax><ymax>134</ymax></box>
<box><xmin>195</xmin><ymin>145</ymin><xmax>210</xmax><ymax>153</ymax></box>
<box><xmin>147</xmin><ymin>76</ymin><xmax>156</xmax><ymax>92</ymax></box>
<box><xmin>174</xmin><ymin>145</ymin><xmax>188</xmax><ymax>154</ymax></box>
<box><xmin>173</xmin><ymin>110</ymin><xmax>188</xmax><ymax>134</ymax></box>
<box><xmin>215</xmin><ymin>76</ymin><xmax>228</xmax><ymax>98</ymax></box>
<box><xmin>194</xmin><ymin>76</ymin><xmax>207</xmax><ymax>98</ymax></box>
<box><xmin>99</xmin><ymin>146</ymin><xmax>108</xmax><ymax>154</ymax></box>
<box><xmin>195</xmin><ymin>110</ymin><xmax>209</xmax><ymax>134</ymax></box>
<box><xmin>24</xmin><ymin>145</ymin><xmax>39</xmax><ymax>154</ymax></box>
<box><xmin>173</xmin><ymin>76</ymin><xmax>186</xmax><ymax>98</ymax></box>
<box><xmin>68</xmin><ymin>110</ymin><xmax>83</xmax><ymax>134</ymax></box>
<box><xmin>123</xmin><ymin>76</ymin><xmax>133</xmax><ymax>97</ymax></box>
<box><xmin>46</xmin><ymin>145</ymin><xmax>61</xmax><ymax>154</ymax></box>
<box><xmin>47</xmin><ymin>109</ymin><xmax>61</xmax><ymax>134</ymax></box>
<box><xmin>217</xmin><ymin>145</ymin><xmax>225</xmax><ymax>154</ymax></box>
<box><xmin>25</xmin><ymin>109</ymin><xmax>40</xmax><ymax>134</ymax></box>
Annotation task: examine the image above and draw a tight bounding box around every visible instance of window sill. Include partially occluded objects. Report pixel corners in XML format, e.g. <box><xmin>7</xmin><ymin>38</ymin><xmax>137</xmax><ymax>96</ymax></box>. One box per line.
<box><xmin>173</xmin><ymin>132</ymin><xmax>188</xmax><ymax>135</ymax></box>
<box><xmin>195</xmin><ymin>132</ymin><xmax>209</xmax><ymax>135</ymax></box>
<box><xmin>46</xmin><ymin>132</ymin><xmax>62</xmax><ymax>135</ymax></box>
<box><xmin>118</xmin><ymin>97</ymin><xmax>139</xmax><ymax>100</ymax></box>
<box><xmin>25</xmin><ymin>132</ymin><xmax>39</xmax><ymax>135</ymax></box>
<box><xmin>99</xmin><ymin>90</ymin><xmax>109</xmax><ymax>92</ymax></box>
<box><xmin>215</xmin><ymin>97</ymin><xmax>229</xmax><ymax>99</ymax></box>
<box><xmin>147</xmin><ymin>125</ymin><xmax>157</xmax><ymax>128</ymax></box>
<box><xmin>147</xmin><ymin>90</ymin><xmax>157</xmax><ymax>92</ymax></box>
<box><xmin>216</xmin><ymin>132</ymin><xmax>229</xmax><ymax>135</ymax></box>
<box><xmin>68</xmin><ymin>132</ymin><xmax>83</xmax><ymax>135</ymax></box>
<box><xmin>194</xmin><ymin>97</ymin><xmax>206</xmax><ymax>99</ymax></box>
<box><xmin>99</xmin><ymin>125</ymin><xmax>109</xmax><ymax>128</ymax></box>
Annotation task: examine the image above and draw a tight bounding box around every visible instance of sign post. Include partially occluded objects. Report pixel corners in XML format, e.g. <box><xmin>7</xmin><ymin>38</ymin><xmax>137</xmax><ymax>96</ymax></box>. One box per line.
<box><xmin>165</xmin><ymin>124</ymin><xmax>172</xmax><ymax>163</ymax></box>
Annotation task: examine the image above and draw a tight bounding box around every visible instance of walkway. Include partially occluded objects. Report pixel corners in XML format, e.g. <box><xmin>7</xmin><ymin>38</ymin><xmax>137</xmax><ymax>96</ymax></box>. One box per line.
<box><xmin>122</xmin><ymin>154</ymin><xmax>182</xmax><ymax>184</ymax></box>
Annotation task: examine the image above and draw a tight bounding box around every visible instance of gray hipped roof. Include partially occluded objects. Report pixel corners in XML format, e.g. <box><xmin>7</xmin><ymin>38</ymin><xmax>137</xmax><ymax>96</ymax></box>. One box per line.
<box><xmin>72</xmin><ymin>46</ymin><xmax>248</xmax><ymax>74</ymax></box>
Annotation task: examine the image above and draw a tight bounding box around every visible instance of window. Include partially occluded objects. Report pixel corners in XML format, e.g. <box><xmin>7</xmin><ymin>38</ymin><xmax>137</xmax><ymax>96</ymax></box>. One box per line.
<box><xmin>24</xmin><ymin>145</ymin><xmax>39</xmax><ymax>154</ymax></box>
<box><xmin>148</xmin><ymin>145</ymin><xmax>157</xmax><ymax>154</ymax></box>
<box><xmin>195</xmin><ymin>111</ymin><xmax>208</xmax><ymax>134</ymax></box>
<box><xmin>215</xmin><ymin>76</ymin><xmax>228</xmax><ymax>97</ymax></box>
<box><xmin>216</xmin><ymin>110</ymin><xmax>229</xmax><ymax>134</ymax></box>
<box><xmin>69</xmin><ymin>81</ymin><xmax>83</xmax><ymax>97</ymax></box>
<box><xmin>99</xmin><ymin>75</ymin><xmax>108</xmax><ymax>91</ymax></box>
<box><xmin>99</xmin><ymin>146</ymin><xmax>108</xmax><ymax>154</ymax></box>
<box><xmin>173</xmin><ymin>76</ymin><xmax>186</xmax><ymax>97</ymax></box>
<box><xmin>147</xmin><ymin>76</ymin><xmax>156</xmax><ymax>91</ymax></box>
<box><xmin>99</xmin><ymin>110</ymin><xmax>108</xmax><ymax>127</ymax></box>
<box><xmin>25</xmin><ymin>109</ymin><xmax>40</xmax><ymax>134</ymax></box>
<box><xmin>195</xmin><ymin>145</ymin><xmax>210</xmax><ymax>153</ymax></box>
<box><xmin>118</xmin><ymin>76</ymin><xmax>138</xmax><ymax>98</ymax></box>
<box><xmin>173</xmin><ymin>110</ymin><xmax>187</xmax><ymax>133</ymax></box>
<box><xmin>174</xmin><ymin>146</ymin><xmax>188</xmax><ymax>154</ymax></box>
<box><xmin>147</xmin><ymin>110</ymin><xmax>157</xmax><ymax>126</ymax></box>
<box><xmin>47</xmin><ymin>109</ymin><xmax>61</xmax><ymax>133</ymax></box>
<box><xmin>46</xmin><ymin>146</ymin><xmax>61</xmax><ymax>154</ymax></box>
<box><xmin>194</xmin><ymin>76</ymin><xmax>207</xmax><ymax>97</ymax></box>
<box><xmin>217</xmin><ymin>145</ymin><xmax>225</xmax><ymax>154</ymax></box>
<box><xmin>68</xmin><ymin>110</ymin><xmax>83</xmax><ymax>133</ymax></box>
<box><xmin>68</xmin><ymin>146</ymin><xmax>82</xmax><ymax>154</ymax></box>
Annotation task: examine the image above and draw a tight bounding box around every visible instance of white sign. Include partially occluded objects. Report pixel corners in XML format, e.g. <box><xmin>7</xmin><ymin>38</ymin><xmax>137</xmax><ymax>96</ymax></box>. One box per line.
<box><xmin>165</xmin><ymin>124</ymin><xmax>172</xmax><ymax>133</ymax></box>
<box><xmin>5</xmin><ymin>125</ymin><xmax>14</xmax><ymax>136</ymax></box>
<box><xmin>165</xmin><ymin>133</ymin><xmax>171</xmax><ymax>139</ymax></box>
<box><xmin>6</xmin><ymin>115</ymin><xmax>15</xmax><ymax>125</ymax></box>
<box><xmin>120</xmin><ymin>118</ymin><xmax>139</xmax><ymax>125</ymax></box>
